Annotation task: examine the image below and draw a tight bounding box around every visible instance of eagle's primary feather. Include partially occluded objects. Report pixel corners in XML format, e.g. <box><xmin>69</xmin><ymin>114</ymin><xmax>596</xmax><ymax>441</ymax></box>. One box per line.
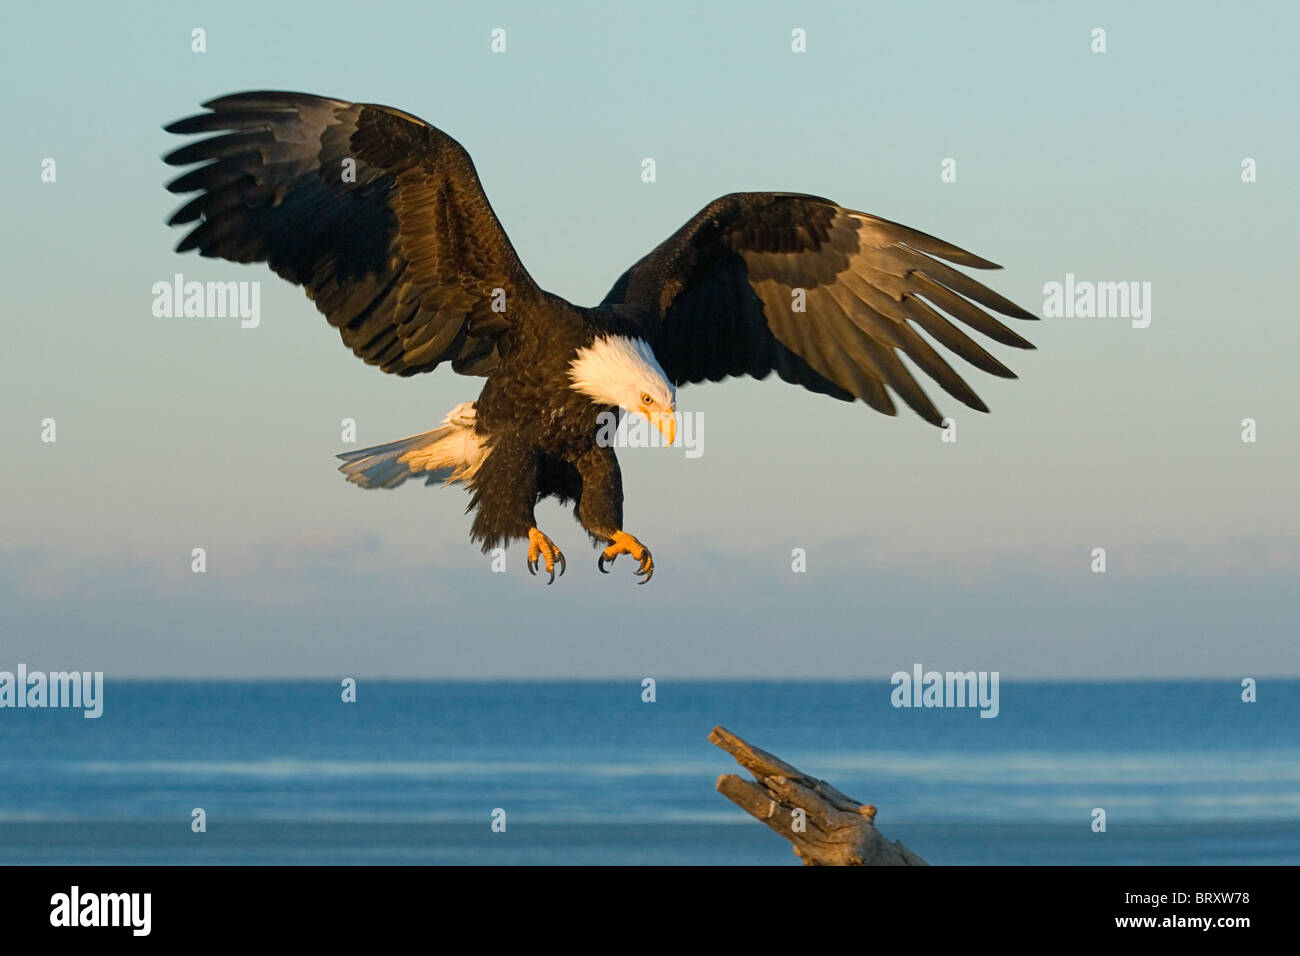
<box><xmin>164</xmin><ymin>91</ymin><xmax>1038</xmax><ymax>582</ymax></box>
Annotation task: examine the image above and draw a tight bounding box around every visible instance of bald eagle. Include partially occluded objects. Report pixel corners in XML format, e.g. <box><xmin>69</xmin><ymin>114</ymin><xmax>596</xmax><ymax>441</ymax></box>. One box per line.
<box><xmin>163</xmin><ymin>92</ymin><xmax>1037</xmax><ymax>584</ymax></box>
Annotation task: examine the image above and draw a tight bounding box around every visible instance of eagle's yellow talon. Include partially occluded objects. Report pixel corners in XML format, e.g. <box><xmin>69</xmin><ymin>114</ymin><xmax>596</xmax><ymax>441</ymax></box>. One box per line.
<box><xmin>527</xmin><ymin>528</ymin><xmax>565</xmax><ymax>584</ymax></box>
<box><xmin>599</xmin><ymin>531</ymin><xmax>654</xmax><ymax>584</ymax></box>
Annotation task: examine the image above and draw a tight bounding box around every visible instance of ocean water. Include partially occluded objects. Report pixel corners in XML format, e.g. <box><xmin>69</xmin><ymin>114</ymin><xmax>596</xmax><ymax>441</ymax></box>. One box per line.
<box><xmin>0</xmin><ymin>680</ymin><xmax>1296</xmax><ymax>865</ymax></box>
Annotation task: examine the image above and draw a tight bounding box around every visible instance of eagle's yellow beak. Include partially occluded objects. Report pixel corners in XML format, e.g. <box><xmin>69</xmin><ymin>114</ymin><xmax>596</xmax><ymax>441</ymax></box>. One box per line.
<box><xmin>644</xmin><ymin>409</ymin><xmax>676</xmax><ymax>446</ymax></box>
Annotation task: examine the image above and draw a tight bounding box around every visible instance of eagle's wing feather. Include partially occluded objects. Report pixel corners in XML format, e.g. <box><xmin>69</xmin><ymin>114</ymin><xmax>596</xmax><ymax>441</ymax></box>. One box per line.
<box><xmin>164</xmin><ymin>91</ymin><xmax>541</xmax><ymax>377</ymax></box>
<box><xmin>601</xmin><ymin>192</ymin><xmax>1037</xmax><ymax>424</ymax></box>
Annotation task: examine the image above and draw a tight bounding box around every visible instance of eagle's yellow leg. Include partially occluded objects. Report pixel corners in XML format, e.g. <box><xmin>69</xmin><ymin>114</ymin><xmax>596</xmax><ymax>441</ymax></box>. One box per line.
<box><xmin>598</xmin><ymin>531</ymin><xmax>654</xmax><ymax>584</ymax></box>
<box><xmin>527</xmin><ymin>527</ymin><xmax>566</xmax><ymax>585</ymax></box>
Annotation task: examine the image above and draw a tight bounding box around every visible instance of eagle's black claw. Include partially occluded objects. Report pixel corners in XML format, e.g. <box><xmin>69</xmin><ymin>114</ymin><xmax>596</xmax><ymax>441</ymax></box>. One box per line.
<box><xmin>526</xmin><ymin>528</ymin><xmax>564</xmax><ymax>584</ymax></box>
<box><xmin>599</xmin><ymin>533</ymin><xmax>653</xmax><ymax>583</ymax></box>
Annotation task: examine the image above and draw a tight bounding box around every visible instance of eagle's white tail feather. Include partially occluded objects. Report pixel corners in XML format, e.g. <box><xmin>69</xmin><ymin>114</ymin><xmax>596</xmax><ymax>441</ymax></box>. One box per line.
<box><xmin>337</xmin><ymin>402</ymin><xmax>487</xmax><ymax>489</ymax></box>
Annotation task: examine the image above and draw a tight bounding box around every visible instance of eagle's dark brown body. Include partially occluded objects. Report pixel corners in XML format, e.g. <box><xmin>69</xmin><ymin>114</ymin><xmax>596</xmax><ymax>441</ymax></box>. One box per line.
<box><xmin>164</xmin><ymin>91</ymin><xmax>1038</xmax><ymax>581</ymax></box>
<box><xmin>469</xmin><ymin>300</ymin><xmax>634</xmax><ymax>549</ymax></box>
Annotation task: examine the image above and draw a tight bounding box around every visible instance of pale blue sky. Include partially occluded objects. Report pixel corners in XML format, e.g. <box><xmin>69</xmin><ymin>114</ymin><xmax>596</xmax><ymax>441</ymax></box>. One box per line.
<box><xmin>2</xmin><ymin>1</ymin><xmax>1297</xmax><ymax>677</ymax></box>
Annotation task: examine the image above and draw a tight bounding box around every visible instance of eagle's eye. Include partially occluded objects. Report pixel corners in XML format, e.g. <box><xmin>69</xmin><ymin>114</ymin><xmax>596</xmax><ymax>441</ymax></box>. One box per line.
<box><xmin>641</xmin><ymin>393</ymin><xmax>655</xmax><ymax>406</ymax></box>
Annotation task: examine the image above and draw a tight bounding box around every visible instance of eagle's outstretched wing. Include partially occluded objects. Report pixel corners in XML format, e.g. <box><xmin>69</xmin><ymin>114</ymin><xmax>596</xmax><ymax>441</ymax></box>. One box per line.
<box><xmin>164</xmin><ymin>91</ymin><xmax>541</xmax><ymax>377</ymax></box>
<box><xmin>601</xmin><ymin>192</ymin><xmax>1037</xmax><ymax>425</ymax></box>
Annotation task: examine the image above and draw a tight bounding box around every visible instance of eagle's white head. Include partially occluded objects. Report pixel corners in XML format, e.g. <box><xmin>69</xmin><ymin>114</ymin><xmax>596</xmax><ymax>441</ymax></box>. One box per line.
<box><xmin>569</xmin><ymin>335</ymin><xmax>677</xmax><ymax>444</ymax></box>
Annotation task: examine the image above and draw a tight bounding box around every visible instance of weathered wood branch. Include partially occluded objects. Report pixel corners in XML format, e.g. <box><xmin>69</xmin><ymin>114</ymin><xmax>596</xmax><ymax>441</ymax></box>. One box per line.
<box><xmin>710</xmin><ymin>726</ymin><xmax>928</xmax><ymax>866</ymax></box>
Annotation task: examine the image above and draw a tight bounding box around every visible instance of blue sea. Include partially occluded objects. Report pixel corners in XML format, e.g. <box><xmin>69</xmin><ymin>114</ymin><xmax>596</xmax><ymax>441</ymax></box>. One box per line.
<box><xmin>1</xmin><ymin>680</ymin><xmax>1296</xmax><ymax>865</ymax></box>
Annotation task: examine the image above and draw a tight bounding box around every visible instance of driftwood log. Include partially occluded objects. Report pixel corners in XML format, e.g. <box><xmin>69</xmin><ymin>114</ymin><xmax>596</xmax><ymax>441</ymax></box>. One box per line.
<box><xmin>710</xmin><ymin>726</ymin><xmax>928</xmax><ymax>866</ymax></box>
